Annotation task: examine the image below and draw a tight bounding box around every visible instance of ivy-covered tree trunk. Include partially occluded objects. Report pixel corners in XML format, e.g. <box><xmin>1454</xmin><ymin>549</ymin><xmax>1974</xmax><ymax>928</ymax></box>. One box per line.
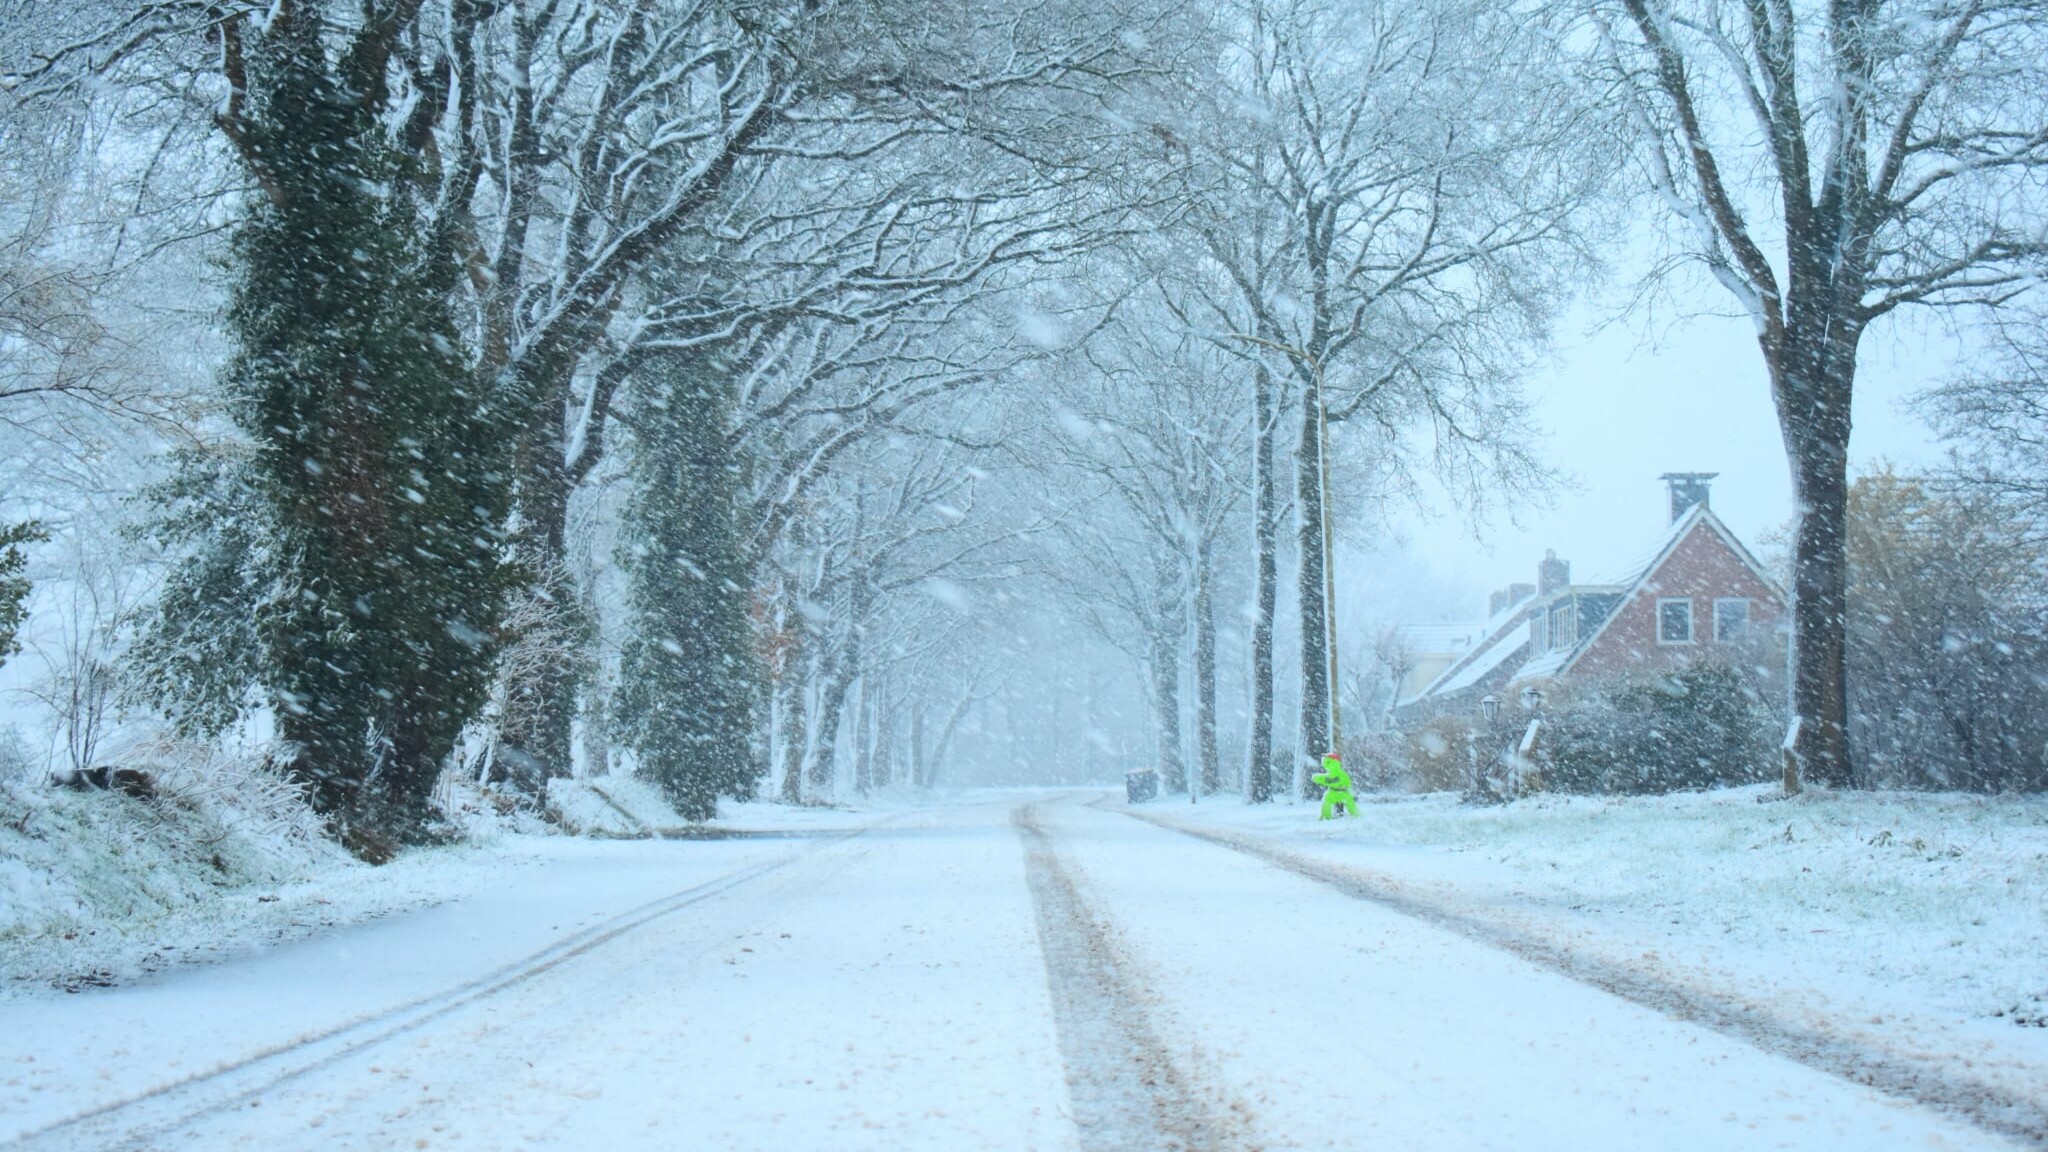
<box><xmin>219</xmin><ymin>3</ymin><xmax>514</xmax><ymax>860</ymax></box>
<box><xmin>613</xmin><ymin>355</ymin><xmax>764</xmax><ymax>820</ymax></box>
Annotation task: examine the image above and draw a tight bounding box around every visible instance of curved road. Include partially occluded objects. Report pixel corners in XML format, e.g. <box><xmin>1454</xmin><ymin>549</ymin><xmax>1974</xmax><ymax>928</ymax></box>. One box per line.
<box><xmin>1</xmin><ymin>793</ymin><xmax>2024</xmax><ymax>1150</ymax></box>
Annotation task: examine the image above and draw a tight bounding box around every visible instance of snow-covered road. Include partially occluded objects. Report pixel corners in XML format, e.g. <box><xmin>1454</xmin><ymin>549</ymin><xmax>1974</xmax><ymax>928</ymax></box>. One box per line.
<box><xmin>1</xmin><ymin>792</ymin><xmax>2026</xmax><ymax>1150</ymax></box>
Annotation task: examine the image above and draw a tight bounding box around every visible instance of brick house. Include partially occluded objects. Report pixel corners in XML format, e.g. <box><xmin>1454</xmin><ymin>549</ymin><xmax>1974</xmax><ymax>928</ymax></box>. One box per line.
<box><xmin>1396</xmin><ymin>474</ymin><xmax>1787</xmax><ymax>722</ymax></box>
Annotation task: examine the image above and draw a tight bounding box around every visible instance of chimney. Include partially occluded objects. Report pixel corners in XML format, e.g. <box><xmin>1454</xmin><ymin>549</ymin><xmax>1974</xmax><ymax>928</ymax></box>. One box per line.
<box><xmin>1660</xmin><ymin>472</ymin><xmax>1718</xmax><ymax>522</ymax></box>
<box><xmin>1489</xmin><ymin>582</ymin><xmax>1537</xmax><ymax>616</ymax></box>
<box><xmin>1538</xmin><ymin>550</ymin><xmax>1569</xmax><ymax>597</ymax></box>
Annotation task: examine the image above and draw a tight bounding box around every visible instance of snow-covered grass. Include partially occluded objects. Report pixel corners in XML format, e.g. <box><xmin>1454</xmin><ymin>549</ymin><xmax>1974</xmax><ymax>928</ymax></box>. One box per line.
<box><xmin>0</xmin><ymin>741</ymin><xmax>546</xmax><ymax>999</ymax></box>
<box><xmin>2</xmin><ymin>740</ymin><xmax>928</xmax><ymax>999</ymax></box>
<box><xmin>545</xmin><ymin>776</ymin><xmax>916</xmax><ymax>837</ymax></box>
<box><xmin>1169</xmin><ymin>784</ymin><xmax>2048</xmax><ymax>1101</ymax></box>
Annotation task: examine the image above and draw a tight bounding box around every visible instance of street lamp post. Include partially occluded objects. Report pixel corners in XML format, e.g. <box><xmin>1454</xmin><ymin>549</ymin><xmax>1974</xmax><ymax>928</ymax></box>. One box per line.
<box><xmin>1317</xmin><ymin>360</ymin><xmax>1340</xmax><ymax>759</ymax></box>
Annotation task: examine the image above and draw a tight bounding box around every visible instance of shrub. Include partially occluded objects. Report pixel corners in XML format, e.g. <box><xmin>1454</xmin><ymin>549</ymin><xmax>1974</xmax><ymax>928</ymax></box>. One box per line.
<box><xmin>1539</xmin><ymin>663</ymin><xmax>1775</xmax><ymax>794</ymax></box>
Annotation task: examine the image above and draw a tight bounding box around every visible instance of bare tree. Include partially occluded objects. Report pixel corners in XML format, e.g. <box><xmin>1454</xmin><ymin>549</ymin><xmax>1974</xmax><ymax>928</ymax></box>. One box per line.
<box><xmin>1918</xmin><ymin>307</ymin><xmax>2048</xmax><ymax>540</ymax></box>
<box><xmin>1026</xmin><ymin>301</ymin><xmax>1250</xmax><ymax>795</ymax></box>
<box><xmin>1160</xmin><ymin>0</ymin><xmax>1597</xmax><ymax>797</ymax></box>
<box><xmin>1592</xmin><ymin>0</ymin><xmax>2048</xmax><ymax>788</ymax></box>
<box><xmin>6</xmin><ymin>0</ymin><xmax>1186</xmax><ymax>799</ymax></box>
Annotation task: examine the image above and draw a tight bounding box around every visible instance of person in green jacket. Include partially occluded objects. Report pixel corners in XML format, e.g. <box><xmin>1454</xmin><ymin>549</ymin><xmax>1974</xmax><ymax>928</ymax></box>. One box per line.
<box><xmin>1311</xmin><ymin>752</ymin><xmax>1357</xmax><ymax>820</ymax></box>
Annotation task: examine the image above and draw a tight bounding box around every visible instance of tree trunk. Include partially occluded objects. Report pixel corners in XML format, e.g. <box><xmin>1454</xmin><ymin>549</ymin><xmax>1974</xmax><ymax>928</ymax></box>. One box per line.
<box><xmin>909</xmin><ymin>704</ymin><xmax>926</xmax><ymax>789</ymax></box>
<box><xmin>1247</xmin><ymin>359</ymin><xmax>1278</xmax><ymax>802</ymax></box>
<box><xmin>1777</xmin><ymin>349</ymin><xmax>1857</xmax><ymax>788</ymax></box>
<box><xmin>805</xmin><ymin>577</ymin><xmax>868</xmax><ymax>797</ymax></box>
<box><xmin>928</xmin><ymin>690</ymin><xmax>975</xmax><ymax>788</ymax></box>
<box><xmin>577</xmin><ymin>531</ymin><xmax>610</xmax><ymax>778</ymax></box>
<box><xmin>806</xmin><ymin>649</ymin><xmax>856</xmax><ymax>798</ymax></box>
<box><xmin>1295</xmin><ymin>375</ymin><xmax>1330</xmax><ymax>799</ymax></box>
<box><xmin>497</xmin><ymin>415</ymin><xmax>580</xmax><ymax>792</ymax></box>
<box><xmin>1151</xmin><ymin>553</ymin><xmax>1187</xmax><ymax>793</ymax></box>
<box><xmin>1194</xmin><ymin>533</ymin><xmax>1220</xmax><ymax>796</ymax></box>
<box><xmin>777</xmin><ymin>647</ymin><xmax>808</xmax><ymax>804</ymax></box>
<box><xmin>874</xmin><ymin>683</ymin><xmax>898</xmax><ymax>788</ymax></box>
<box><xmin>581</xmin><ymin>680</ymin><xmax>609</xmax><ymax>777</ymax></box>
<box><xmin>854</xmin><ymin>675</ymin><xmax>876</xmax><ymax>794</ymax></box>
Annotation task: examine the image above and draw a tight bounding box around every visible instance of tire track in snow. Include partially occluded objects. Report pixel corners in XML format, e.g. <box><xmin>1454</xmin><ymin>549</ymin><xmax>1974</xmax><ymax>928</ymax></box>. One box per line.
<box><xmin>1014</xmin><ymin>802</ymin><xmax>1256</xmax><ymax>1152</ymax></box>
<box><xmin>3</xmin><ymin>822</ymin><xmax>882</xmax><ymax>1152</ymax></box>
<box><xmin>1119</xmin><ymin>802</ymin><xmax>2048</xmax><ymax>1150</ymax></box>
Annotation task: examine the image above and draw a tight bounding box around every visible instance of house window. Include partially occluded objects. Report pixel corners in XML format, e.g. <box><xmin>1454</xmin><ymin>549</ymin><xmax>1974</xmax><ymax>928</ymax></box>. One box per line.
<box><xmin>1657</xmin><ymin>598</ymin><xmax>1694</xmax><ymax>644</ymax></box>
<box><xmin>1549</xmin><ymin>601</ymin><xmax>1575</xmax><ymax>649</ymax></box>
<box><xmin>1714</xmin><ymin>598</ymin><xmax>1750</xmax><ymax>642</ymax></box>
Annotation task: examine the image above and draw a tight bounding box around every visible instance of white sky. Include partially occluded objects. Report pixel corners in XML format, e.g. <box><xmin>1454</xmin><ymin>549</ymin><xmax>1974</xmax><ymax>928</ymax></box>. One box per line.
<box><xmin>1363</xmin><ymin>278</ymin><xmax>1964</xmax><ymax>626</ymax></box>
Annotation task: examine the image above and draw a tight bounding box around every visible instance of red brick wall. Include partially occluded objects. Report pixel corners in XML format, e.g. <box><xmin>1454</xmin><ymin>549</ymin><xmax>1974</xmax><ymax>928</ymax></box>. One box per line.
<box><xmin>1571</xmin><ymin>519</ymin><xmax>1786</xmax><ymax>683</ymax></box>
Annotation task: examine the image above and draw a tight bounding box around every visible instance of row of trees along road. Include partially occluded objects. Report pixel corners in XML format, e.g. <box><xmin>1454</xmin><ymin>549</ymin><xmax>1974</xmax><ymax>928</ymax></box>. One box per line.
<box><xmin>4</xmin><ymin>0</ymin><xmax>1189</xmax><ymax>856</ymax></box>
<box><xmin>0</xmin><ymin>0</ymin><xmax>2043</xmax><ymax>856</ymax></box>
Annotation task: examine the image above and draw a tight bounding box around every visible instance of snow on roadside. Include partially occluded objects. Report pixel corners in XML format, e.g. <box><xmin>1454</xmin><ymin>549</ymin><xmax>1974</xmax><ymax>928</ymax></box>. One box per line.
<box><xmin>4</xmin><ymin>751</ymin><xmax>919</xmax><ymax>999</ymax></box>
<box><xmin>0</xmin><ymin>769</ymin><xmax>551</xmax><ymax>1000</ymax></box>
<box><xmin>1164</xmin><ymin>785</ymin><xmax>2048</xmax><ymax>1106</ymax></box>
<box><xmin>546</xmin><ymin>776</ymin><xmax>925</xmax><ymax>838</ymax></box>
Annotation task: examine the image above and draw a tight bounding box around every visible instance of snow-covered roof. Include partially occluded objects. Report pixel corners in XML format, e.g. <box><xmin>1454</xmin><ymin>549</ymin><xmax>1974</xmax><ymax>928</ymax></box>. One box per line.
<box><xmin>1508</xmin><ymin>645</ymin><xmax>1571</xmax><ymax>683</ymax></box>
<box><xmin>1427</xmin><ymin>622</ymin><xmax>1530</xmax><ymax>697</ymax></box>
<box><xmin>1473</xmin><ymin>591</ymin><xmax>1536</xmax><ymax>639</ymax></box>
<box><xmin>1404</xmin><ymin>589</ymin><xmax>1540</xmax><ymax>703</ymax></box>
<box><xmin>1395</xmin><ymin>621</ymin><xmax>1487</xmax><ymax>656</ymax></box>
<box><xmin>1587</xmin><ymin>505</ymin><xmax>1706</xmax><ymax>587</ymax></box>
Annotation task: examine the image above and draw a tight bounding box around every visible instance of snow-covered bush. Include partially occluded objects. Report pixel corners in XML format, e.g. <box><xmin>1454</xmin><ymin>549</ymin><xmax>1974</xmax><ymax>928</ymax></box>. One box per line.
<box><xmin>0</xmin><ymin>724</ymin><xmax>32</xmax><ymax>786</ymax></box>
<box><xmin>1539</xmin><ymin>664</ymin><xmax>1775</xmax><ymax>794</ymax></box>
<box><xmin>1845</xmin><ymin>471</ymin><xmax>2048</xmax><ymax>791</ymax></box>
<box><xmin>0</xmin><ymin>736</ymin><xmax>347</xmax><ymax>986</ymax></box>
<box><xmin>1339</xmin><ymin>727</ymin><xmax>1408</xmax><ymax>793</ymax></box>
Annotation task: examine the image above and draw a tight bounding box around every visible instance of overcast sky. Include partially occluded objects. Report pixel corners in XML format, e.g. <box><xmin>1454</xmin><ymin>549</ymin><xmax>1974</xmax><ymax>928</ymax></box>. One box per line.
<box><xmin>1356</xmin><ymin>274</ymin><xmax>1964</xmax><ymax>627</ymax></box>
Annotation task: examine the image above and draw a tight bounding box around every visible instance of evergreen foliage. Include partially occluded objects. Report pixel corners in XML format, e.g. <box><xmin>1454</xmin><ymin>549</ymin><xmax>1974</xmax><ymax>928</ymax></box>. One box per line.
<box><xmin>0</xmin><ymin>518</ymin><xmax>46</xmax><ymax>664</ymax></box>
<box><xmin>123</xmin><ymin>451</ymin><xmax>277</xmax><ymax>737</ymax></box>
<box><xmin>613</xmin><ymin>355</ymin><xmax>764</xmax><ymax>820</ymax></box>
<box><xmin>136</xmin><ymin>5</ymin><xmax>518</xmax><ymax>858</ymax></box>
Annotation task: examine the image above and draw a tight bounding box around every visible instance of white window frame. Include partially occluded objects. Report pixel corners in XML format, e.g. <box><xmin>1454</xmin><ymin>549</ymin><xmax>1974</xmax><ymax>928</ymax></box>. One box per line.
<box><xmin>1656</xmin><ymin>597</ymin><xmax>1695</xmax><ymax>645</ymax></box>
<box><xmin>1713</xmin><ymin>597</ymin><xmax>1750</xmax><ymax>642</ymax></box>
<box><xmin>1549</xmin><ymin>600</ymin><xmax>1575</xmax><ymax>649</ymax></box>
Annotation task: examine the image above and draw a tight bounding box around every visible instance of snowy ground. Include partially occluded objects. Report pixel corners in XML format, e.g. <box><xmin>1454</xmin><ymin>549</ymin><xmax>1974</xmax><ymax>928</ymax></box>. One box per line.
<box><xmin>4</xmin><ymin>788</ymin><xmax>2039</xmax><ymax>1150</ymax></box>
<box><xmin>0</xmin><ymin>769</ymin><xmax>878</xmax><ymax>999</ymax></box>
<box><xmin>1153</xmin><ymin>784</ymin><xmax>2048</xmax><ymax>1139</ymax></box>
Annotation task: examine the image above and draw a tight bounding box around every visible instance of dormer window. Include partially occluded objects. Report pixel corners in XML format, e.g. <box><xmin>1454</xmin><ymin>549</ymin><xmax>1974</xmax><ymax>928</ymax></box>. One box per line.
<box><xmin>1714</xmin><ymin>597</ymin><xmax>1750</xmax><ymax>641</ymax></box>
<box><xmin>1657</xmin><ymin>598</ymin><xmax>1694</xmax><ymax>644</ymax></box>
<box><xmin>1549</xmin><ymin>601</ymin><xmax>1576</xmax><ymax>649</ymax></box>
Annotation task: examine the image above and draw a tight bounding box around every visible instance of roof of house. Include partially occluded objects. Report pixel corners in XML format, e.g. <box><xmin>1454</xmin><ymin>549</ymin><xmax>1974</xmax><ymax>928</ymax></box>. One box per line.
<box><xmin>1393</xmin><ymin>621</ymin><xmax>1489</xmax><ymax>657</ymax></box>
<box><xmin>1586</xmin><ymin>506</ymin><xmax>1706</xmax><ymax>587</ymax></box>
<box><xmin>1511</xmin><ymin>645</ymin><xmax>1572</xmax><ymax>682</ymax></box>
<box><xmin>1506</xmin><ymin>504</ymin><xmax>1783</xmax><ymax>685</ymax></box>
<box><xmin>1403</xmin><ymin>590</ymin><xmax>1539</xmax><ymax>704</ymax></box>
<box><xmin>1426</xmin><ymin>621</ymin><xmax>1531</xmax><ymax>697</ymax></box>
